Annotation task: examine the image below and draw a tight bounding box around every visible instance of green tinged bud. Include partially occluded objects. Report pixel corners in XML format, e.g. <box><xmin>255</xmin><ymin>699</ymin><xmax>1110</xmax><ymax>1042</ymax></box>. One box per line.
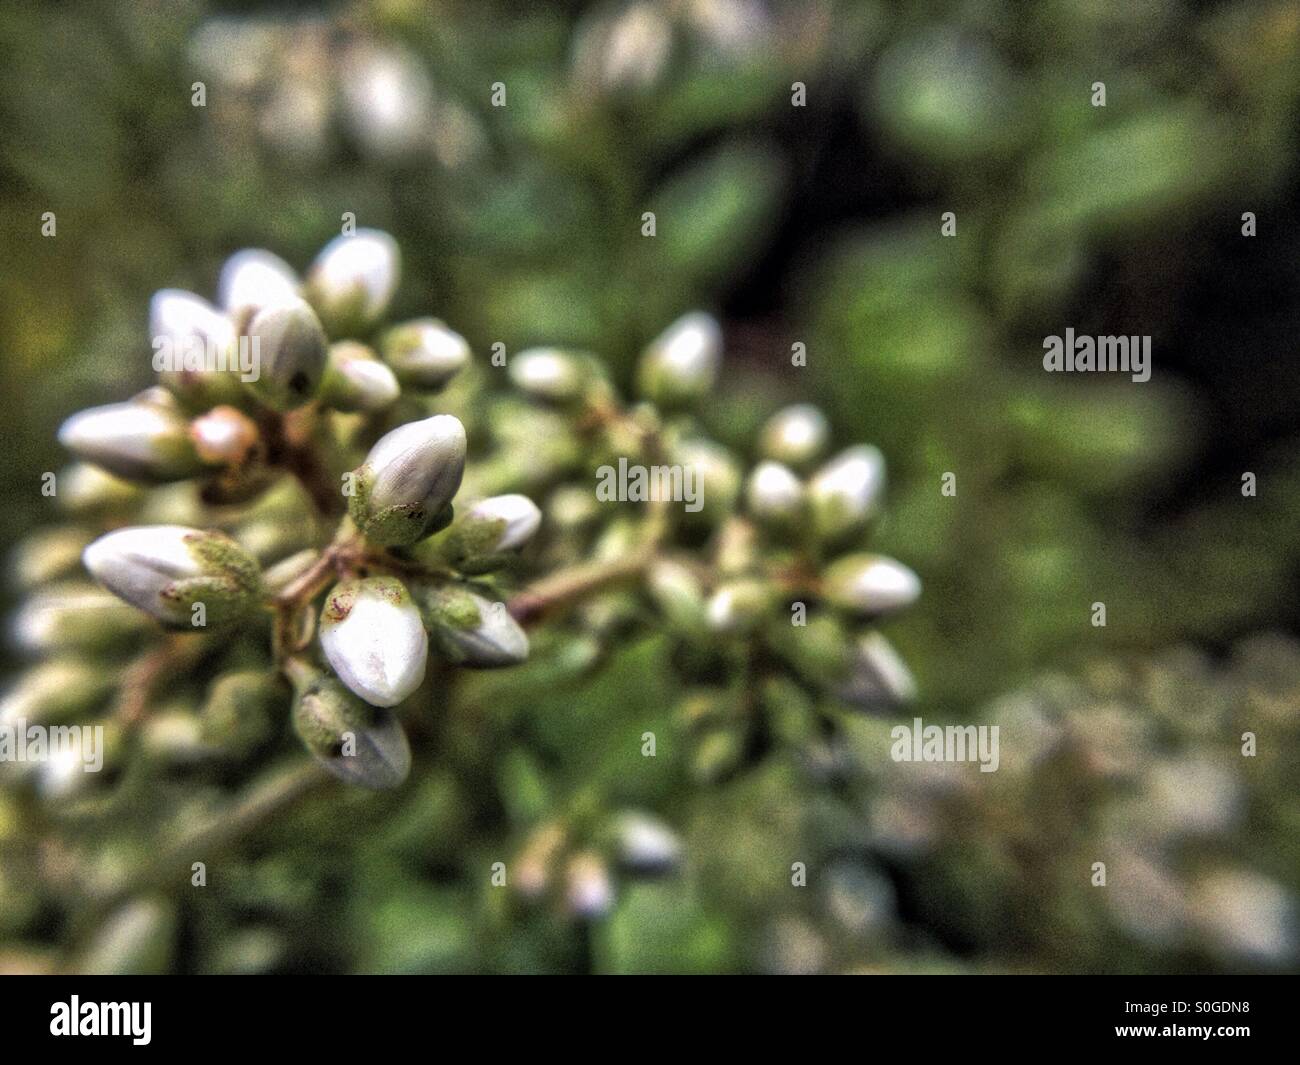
<box><xmin>821</xmin><ymin>553</ymin><xmax>921</xmax><ymax>616</ymax></box>
<box><xmin>836</xmin><ymin>631</ymin><xmax>918</xmax><ymax>711</ymax></box>
<box><xmin>244</xmin><ymin>297</ymin><xmax>328</xmax><ymax>410</ymax></box>
<box><xmin>807</xmin><ymin>444</ymin><xmax>886</xmax><ymax>543</ymax></box>
<box><xmin>58</xmin><ymin>391</ymin><xmax>208</xmax><ymax>484</ymax></box>
<box><xmin>419</xmin><ymin>584</ymin><xmax>529</xmax><ymax>668</ymax></box>
<box><xmin>10</xmin><ymin>527</ymin><xmax>92</xmax><ymax>590</ymax></box>
<box><xmin>507</xmin><ymin>348</ymin><xmax>588</xmax><ymax>404</ymax></box>
<box><xmin>432</xmin><ymin>494</ymin><xmax>542</xmax><ymax>573</ymax></box>
<box><xmin>0</xmin><ymin>659</ymin><xmax>113</xmax><ymax>725</ymax></box>
<box><xmin>319</xmin><ymin>341</ymin><xmax>400</xmax><ymax>412</ymax></box>
<box><xmin>381</xmin><ymin>318</ymin><xmax>470</xmax><ymax>390</ymax></box>
<box><xmin>705</xmin><ymin>578</ymin><xmax>773</xmax><ymax>635</ymax></box>
<box><xmin>348</xmin><ymin>415</ymin><xmax>467</xmax><ymax>546</ymax></box>
<box><xmin>291</xmin><ymin>667</ymin><xmax>411</xmax><ymax>789</ymax></box>
<box><xmin>201</xmin><ymin>670</ymin><xmax>285</xmax><ymax>757</ymax></box>
<box><xmin>319</xmin><ymin>577</ymin><xmax>428</xmax><ymax>707</ymax></box>
<box><xmin>10</xmin><ymin>581</ymin><xmax>150</xmax><ymax>653</ymax></box>
<box><xmin>56</xmin><ymin>464</ymin><xmax>146</xmax><ymax>516</ymax></box>
<box><xmin>76</xmin><ymin>898</ymin><xmax>177</xmax><ymax>976</ymax></box>
<box><xmin>674</xmin><ymin>438</ymin><xmax>741</xmax><ymax>523</ymax></box>
<box><xmin>305</xmin><ymin>229</ymin><xmax>400</xmax><ymax>336</ymax></box>
<box><xmin>637</xmin><ymin>311</ymin><xmax>722</xmax><ymax>407</ymax></box>
<box><xmin>82</xmin><ymin>525</ymin><xmax>262</xmax><ymax>628</ymax></box>
<box><xmin>745</xmin><ymin>460</ymin><xmax>805</xmax><ymax>526</ymax></box>
<box><xmin>646</xmin><ymin>559</ymin><xmax>707</xmax><ymax>634</ymax></box>
<box><xmin>760</xmin><ymin>404</ymin><xmax>830</xmax><ymax>468</ymax></box>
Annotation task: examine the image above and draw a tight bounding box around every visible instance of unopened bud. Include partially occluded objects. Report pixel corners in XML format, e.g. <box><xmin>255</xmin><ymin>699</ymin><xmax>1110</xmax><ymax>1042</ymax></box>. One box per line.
<box><xmin>564</xmin><ymin>851</ymin><xmax>614</xmax><ymax>918</ymax></box>
<box><xmin>348</xmin><ymin>414</ymin><xmax>467</xmax><ymax>546</ymax></box>
<box><xmin>508</xmin><ymin>348</ymin><xmax>587</xmax><ymax>403</ymax></box>
<box><xmin>245</xmin><ymin>297</ymin><xmax>327</xmax><ymax>410</ymax></box>
<box><xmin>612</xmin><ymin>811</ymin><xmax>682</xmax><ymax>874</ymax></box>
<box><xmin>319</xmin><ymin>577</ymin><xmax>428</xmax><ymax>707</ymax></box>
<box><xmin>57</xmin><ymin>464</ymin><xmax>145</xmax><ymax>517</ymax></box>
<box><xmin>745</xmin><ymin>460</ymin><xmax>805</xmax><ymax>525</ymax></box>
<box><xmin>646</xmin><ymin>559</ymin><xmax>707</xmax><ymax>634</ymax></box>
<box><xmin>218</xmin><ymin>248</ymin><xmax>300</xmax><ymax>320</ymax></box>
<box><xmin>188</xmin><ymin>404</ymin><xmax>260</xmax><ymax>467</ymax></box>
<box><xmin>836</xmin><ymin>631</ymin><xmax>918</xmax><ymax>711</ymax></box>
<box><xmin>149</xmin><ymin>289</ymin><xmax>244</xmax><ymax>409</ymax></box>
<box><xmin>291</xmin><ymin>667</ymin><xmax>411</xmax><ymax>789</ymax></box>
<box><xmin>808</xmin><ymin>445</ymin><xmax>886</xmax><ymax>542</ymax></box>
<box><xmin>82</xmin><ymin>525</ymin><xmax>262</xmax><ymax>628</ymax></box>
<box><xmin>674</xmin><ymin>438</ymin><xmax>741</xmax><ymax>522</ymax></box>
<box><xmin>10</xmin><ymin>527</ymin><xmax>93</xmax><ymax>590</ymax></box>
<box><xmin>637</xmin><ymin>311</ymin><xmax>721</xmax><ymax>407</ymax></box>
<box><xmin>434</xmin><ymin>494</ymin><xmax>542</xmax><ymax>573</ymax></box>
<box><xmin>381</xmin><ymin>318</ymin><xmax>470</xmax><ymax>390</ymax></box>
<box><xmin>760</xmin><ymin>404</ymin><xmax>829</xmax><ymax>468</ymax></box>
<box><xmin>319</xmin><ymin>341</ymin><xmax>401</xmax><ymax>412</ymax></box>
<box><xmin>58</xmin><ymin>395</ymin><xmax>207</xmax><ymax>483</ymax></box>
<box><xmin>10</xmin><ymin>581</ymin><xmax>150</xmax><ymax>653</ymax></box>
<box><xmin>821</xmin><ymin>553</ymin><xmax>921</xmax><ymax>616</ymax></box>
<box><xmin>420</xmin><ymin>584</ymin><xmax>529</xmax><ymax>667</ymax></box>
<box><xmin>201</xmin><ymin>670</ymin><xmax>284</xmax><ymax>757</ymax></box>
<box><xmin>0</xmin><ymin>659</ymin><xmax>113</xmax><ymax>725</ymax></box>
<box><xmin>706</xmin><ymin>578</ymin><xmax>772</xmax><ymax>634</ymax></box>
<box><xmin>305</xmin><ymin>229</ymin><xmax>400</xmax><ymax>335</ymax></box>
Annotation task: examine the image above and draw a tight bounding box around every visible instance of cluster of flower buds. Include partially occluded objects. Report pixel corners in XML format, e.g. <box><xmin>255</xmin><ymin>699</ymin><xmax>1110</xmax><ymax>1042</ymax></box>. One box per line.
<box><xmin>9</xmin><ymin>230</ymin><xmax>550</xmax><ymax>799</ymax></box>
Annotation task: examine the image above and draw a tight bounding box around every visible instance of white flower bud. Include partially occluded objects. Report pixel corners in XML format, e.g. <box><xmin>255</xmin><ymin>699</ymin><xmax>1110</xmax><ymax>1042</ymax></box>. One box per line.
<box><xmin>637</xmin><ymin>312</ymin><xmax>722</xmax><ymax>406</ymax></box>
<box><xmin>462</xmin><ymin>494</ymin><xmax>542</xmax><ymax>552</ymax></box>
<box><xmin>348</xmin><ymin>414</ymin><xmax>467</xmax><ymax>546</ymax></box>
<box><xmin>82</xmin><ymin>525</ymin><xmax>262</xmax><ymax>628</ymax></box>
<box><xmin>306</xmin><ymin>229</ymin><xmax>400</xmax><ymax>334</ymax></box>
<box><xmin>319</xmin><ymin>577</ymin><xmax>428</xmax><ymax>707</ymax></box>
<box><xmin>674</xmin><ymin>438</ymin><xmax>741</xmax><ymax>522</ymax></box>
<box><xmin>807</xmin><ymin>444</ymin><xmax>886</xmax><ymax>542</ymax></box>
<box><xmin>291</xmin><ymin>670</ymin><xmax>411</xmax><ymax>789</ymax></box>
<box><xmin>10</xmin><ymin>581</ymin><xmax>150</xmax><ymax>652</ymax></box>
<box><xmin>613</xmin><ymin>811</ymin><xmax>682</xmax><ymax>874</ymax></box>
<box><xmin>760</xmin><ymin>403</ymin><xmax>830</xmax><ymax>468</ymax></box>
<box><xmin>217</xmin><ymin>249</ymin><xmax>300</xmax><ymax>319</ymax></box>
<box><xmin>565</xmin><ymin>851</ymin><xmax>614</xmax><ymax>918</ymax></box>
<box><xmin>836</xmin><ymin>631</ymin><xmax>917</xmax><ymax>711</ymax></box>
<box><xmin>706</xmin><ymin>578</ymin><xmax>771</xmax><ymax>634</ymax></box>
<box><xmin>381</xmin><ymin>318</ymin><xmax>470</xmax><ymax>390</ymax></box>
<box><xmin>245</xmin><ymin>297</ymin><xmax>328</xmax><ymax>410</ymax></box>
<box><xmin>821</xmin><ymin>553</ymin><xmax>920</xmax><ymax>616</ymax></box>
<box><xmin>149</xmin><ymin>289</ymin><xmax>244</xmax><ymax>408</ymax></box>
<box><xmin>646</xmin><ymin>559</ymin><xmax>706</xmax><ymax>633</ymax></box>
<box><xmin>745</xmin><ymin>460</ymin><xmax>805</xmax><ymax>524</ymax></box>
<box><xmin>58</xmin><ymin>397</ymin><xmax>206</xmax><ymax>483</ymax></box>
<box><xmin>319</xmin><ymin>341</ymin><xmax>401</xmax><ymax>412</ymax></box>
<box><xmin>508</xmin><ymin>348</ymin><xmax>587</xmax><ymax>403</ymax></box>
<box><xmin>421</xmin><ymin>585</ymin><xmax>529</xmax><ymax>667</ymax></box>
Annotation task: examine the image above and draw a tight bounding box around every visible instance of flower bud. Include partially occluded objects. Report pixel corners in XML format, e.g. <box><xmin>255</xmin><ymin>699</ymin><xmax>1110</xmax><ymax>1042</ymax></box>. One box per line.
<box><xmin>380</xmin><ymin>318</ymin><xmax>470</xmax><ymax>390</ymax></box>
<box><xmin>319</xmin><ymin>577</ymin><xmax>428</xmax><ymax>707</ymax></box>
<box><xmin>217</xmin><ymin>248</ymin><xmax>300</xmax><ymax>319</ymax></box>
<box><xmin>319</xmin><ymin>341</ymin><xmax>401</xmax><ymax>412</ymax></box>
<box><xmin>836</xmin><ymin>631</ymin><xmax>917</xmax><ymax>711</ymax></box>
<box><xmin>56</xmin><ymin>464</ymin><xmax>145</xmax><ymax>517</ymax></box>
<box><xmin>291</xmin><ymin>668</ymin><xmax>411</xmax><ymax>789</ymax></box>
<box><xmin>420</xmin><ymin>584</ymin><xmax>529</xmax><ymax>667</ymax></box>
<box><xmin>82</xmin><ymin>525</ymin><xmax>262</xmax><ymax>628</ymax></box>
<box><xmin>646</xmin><ymin>559</ymin><xmax>707</xmax><ymax>634</ymax></box>
<box><xmin>188</xmin><ymin>405</ymin><xmax>261</xmax><ymax>467</ymax></box>
<box><xmin>434</xmin><ymin>494</ymin><xmax>542</xmax><ymax>573</ymax></box>
<box><xmin>706</xmin><ymin>578</ymin><xmax>773</xmax><ymax>634</ymax></box>
<box><xmin>674</xmin><ymin>438</ymin><xmax>741</xmax><ymax>523</ymax></box>
<box><xmin>244</xmin><ymin>297</ymin><xmax>328</xmax><ymax>410</ymax></box>
<box><xmin>58</xmin><ymin>395</ymin><xmax>207</xmax><ymax>483</ymax></box>
<box><xmin>612</xmin><ymin>811</ymin><xmax>682</xmax><ymax>874</ymax></box>
<box><xmin>821</xmin><ymin>553</ymin><xmax>921</xmax><ymax>616</ymax></box>
<box><xmin>0</xmin><ymin>659</ymin><xmax>113</xmax><ymax>725</ymax></box>
<box><xmin>149</xmin><ymin>289</ymin><xmax>245</xmax><ymax>410</ymax></box>
<box><xmin>348</xmin><ymin>415</ymin><xmax>467</xmax><ymax>546</ymax></box>
<box><xmin>745</xmin><ymin>460</ymin><xmax>805</xmax><ymax>525</ymax></box>
<box><xmin>508</xmin><ymin>348</ymin><xmax>587</xmax><ymax>403</ymax></box>
<box><xmin>760</xmin><ymin>403</ymin><xmax>830</xmax><ymax>468</ymax></box>
<box><xmin>200</xmin><ymin>670</ymin><xmax>284</xmax><ymax>757</ymax></box>
<box><xmin>305</xmin><ymin>229</ymin><xmax>400</xmax><ymax>335</ymax></box>
<box><xmin>808</xmin><ymin>445</ymin><xmax>886</xmax><ymax>542</ymax></box>
<box><xmin>10</xmin><ymin>527</ymin><xmax>92</xmax><ymax>590</ymax></box>
<box><xmin>565</xmin><ymin>851</ymin><xmax>614</xmax><ymax>919</ymax></box>
<box><xmin>637</xmin><ymin>312</ymin><xmax>722</xmax><ymax>407</ymax></box>
<box><xmin>10</xmin><ymin>581</ymin><xmax>150</xmax><ymax>653</ymax></box>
